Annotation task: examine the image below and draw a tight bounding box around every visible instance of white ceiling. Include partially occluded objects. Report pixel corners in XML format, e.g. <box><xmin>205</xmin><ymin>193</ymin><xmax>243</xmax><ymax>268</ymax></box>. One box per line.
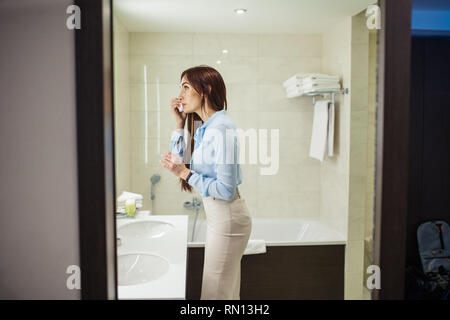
<box><xmin>114</xmin><ymin>0</ymin><xmax>376</xmax><ymax>34</ymax></box>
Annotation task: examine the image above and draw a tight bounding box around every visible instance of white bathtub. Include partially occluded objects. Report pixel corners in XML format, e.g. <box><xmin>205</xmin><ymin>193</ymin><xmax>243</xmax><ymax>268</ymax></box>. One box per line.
<box><xmin>187</xmin><ymin>218</ymin><xmax>346</xmax><ymax>247</ymax></box>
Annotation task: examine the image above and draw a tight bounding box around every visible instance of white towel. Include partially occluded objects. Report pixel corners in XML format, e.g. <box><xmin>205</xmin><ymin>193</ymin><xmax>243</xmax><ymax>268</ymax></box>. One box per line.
<box><xmin>117</xmin><ymin>191</ymin><xmax>143</xmax><ymax>209</ymax></box>
<box><xmin>285</xmin><ymin>82</ymin><xmax>302</xmax><ymax>91</ymax></box>
<box><xmin>328</xmin><ymin>101</ymin><xmax>335</xmax><ymax>157</ymax></box>
<box><xmin>284</xmin><ymin>74</ymin><xmax>341</xmax><ymax>99</ymax></box>
<box><xmin>286</xmin><ymin>88</ymin><xmax>305</xmax><ymax>99</ymax></box>
<box><xmin>284</xmin><ymin>74</ymin><xmax>339</xmax><ymax>88</ymax></box>
<box><xmin>302</xmin><ymin>83</ymin><xmax>341</xmax><ymax>91</ymax></box>
<box><xmin>244</xmin><ymin>240</ymin><xmax>267</xmax><ymax>255</ymax></box>
<box><xmin>117</xmin><ymin>191</ymin><xmax>143</xmax><ymax>202</ymax></box>
<box><xmin>302</xmin><ymin>87</ymin><xmax>341</xmax><ymax>95</ymax></box>
<box><xmin>283</xmin><ymin>73</ymin><xmax>335</xmax><ymax>88</ymax></box>
<box><xmin>302</xmin><ymin>75</ymin><xmax>339</xmax><ymax>82</ymax></box>
<box><xmin>309</xmin><ymin>100</ymin><xmax>330</xmax><ymax>162</ymax></box>
<box><xmin>285</xmin><ymin>86</ymin><xmax>302</xmax><ymax>96</ymax></box>
<box><xmin>302</xmin><ymin>78</ymin><xmax>340</xmax><ymax>86</ymax></box>
<box><xmin>283</xmin><ymin>74</ymin><xmax>307</xmax><ymax>88</ymax></box>
<box><xmin>286</xmin><ymin>85</ymin><xmax>303</xmax><ymax>96</ymax></box>
<box><xmin>286</xmin><ymin>81</ymin><xmax>340</xmax><ymax>93</ymax></box>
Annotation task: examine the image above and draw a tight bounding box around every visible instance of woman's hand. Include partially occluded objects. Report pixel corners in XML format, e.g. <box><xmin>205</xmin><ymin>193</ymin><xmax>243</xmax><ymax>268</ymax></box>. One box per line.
<box><xmin>159</xmin><ymin>151</ymin><xmax>190</xmax><ymax>180</ymax></box>
<box><xmin>171</xmin><ymin>97</ymin><xmax>187</xmax><ymax>130</ymax></box>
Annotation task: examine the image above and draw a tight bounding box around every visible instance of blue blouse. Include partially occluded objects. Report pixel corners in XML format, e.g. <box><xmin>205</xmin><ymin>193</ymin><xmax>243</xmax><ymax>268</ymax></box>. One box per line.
<box><xmin>169</xmin><ymin>110</ymin><xmax>242</xmax><ymax>201</ymax></box>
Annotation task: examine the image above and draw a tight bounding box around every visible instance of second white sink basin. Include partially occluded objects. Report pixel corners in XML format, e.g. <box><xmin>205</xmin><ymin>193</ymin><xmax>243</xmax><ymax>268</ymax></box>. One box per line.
<box><xmin>118</xmin><ymin>220</ymin><xmax>174</xmax><ymax>239</ymax></box>
<box><xmin>118</xmin><ymin>253</ymin><xmax>170</xmax><ymax>286</ymax></box>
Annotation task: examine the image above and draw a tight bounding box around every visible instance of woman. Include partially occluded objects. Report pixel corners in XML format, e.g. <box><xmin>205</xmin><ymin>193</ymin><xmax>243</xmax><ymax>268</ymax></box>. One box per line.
<box><xmin>159</xmin><ymin>65</ymin><xmax>252</xmax><ymax>300</ymax></box>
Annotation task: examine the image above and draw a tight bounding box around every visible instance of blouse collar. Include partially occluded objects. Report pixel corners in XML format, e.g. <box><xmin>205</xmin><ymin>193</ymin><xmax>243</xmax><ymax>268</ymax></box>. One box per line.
<box><xmin>199</xmin><ymin>109</ymin><xmax>225</xmax><ymax>130</ymax></box>
<box><xmin>194</xmin><ymin>109</ymin><xmax>226</xmax><ymax>142</ymax></box>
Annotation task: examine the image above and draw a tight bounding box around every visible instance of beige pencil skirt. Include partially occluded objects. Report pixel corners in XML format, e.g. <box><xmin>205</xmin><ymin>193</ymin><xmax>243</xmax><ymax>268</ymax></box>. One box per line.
<box><xmin>200</xmin><ymin>188</ymin><xmax>252</xmax><ymax>300</ymax></box>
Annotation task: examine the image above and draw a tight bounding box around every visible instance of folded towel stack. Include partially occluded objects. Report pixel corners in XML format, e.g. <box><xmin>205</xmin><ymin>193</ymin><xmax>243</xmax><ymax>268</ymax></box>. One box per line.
<box><xmin>117</xmin><ymin>191</ymin><xmax>143</xmax><ymax>213</ymax></box>
<box><xmin>283</xmin><ymin>73</ymin><xmax>341</xmax><ymax>98</ymax></box>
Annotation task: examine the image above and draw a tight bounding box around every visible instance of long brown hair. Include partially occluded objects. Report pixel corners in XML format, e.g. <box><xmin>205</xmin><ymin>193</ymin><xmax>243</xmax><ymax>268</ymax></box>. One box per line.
<box><xmin>179</xmin><ymin>65</ymin><xmax>228</xmax><ymax>192</ymax></box>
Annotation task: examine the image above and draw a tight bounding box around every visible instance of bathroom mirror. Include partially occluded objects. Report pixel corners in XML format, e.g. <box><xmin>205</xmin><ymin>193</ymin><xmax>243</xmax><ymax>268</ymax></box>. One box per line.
<box><xmin>112</xmin><ymin>0</ymin><xmax>379</xmax><ymax>300</ymax></box>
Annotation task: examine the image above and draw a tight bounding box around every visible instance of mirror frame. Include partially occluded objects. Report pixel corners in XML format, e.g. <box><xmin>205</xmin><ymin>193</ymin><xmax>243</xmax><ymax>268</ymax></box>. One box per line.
<box><xmin>74</xmin><ymin>0</ymin><xmax>413</xmax><ymax>300</ymax></box>
<box><xmin>75</xmin><ymin>0</ymin><xmax>117</xmax><ymax>299</ymax></box>
<box><xmin>372</xmin><ymin>0</ymin><xmax>412</xmax><ymax>300</ymax></box>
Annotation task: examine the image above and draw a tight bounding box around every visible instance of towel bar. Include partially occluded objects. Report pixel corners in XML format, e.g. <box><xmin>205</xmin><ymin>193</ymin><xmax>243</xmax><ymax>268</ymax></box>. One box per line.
<box><xmin>309</xmin><ymin>88</ymin><xmax>349</xmax><ymax>105</ymax></box>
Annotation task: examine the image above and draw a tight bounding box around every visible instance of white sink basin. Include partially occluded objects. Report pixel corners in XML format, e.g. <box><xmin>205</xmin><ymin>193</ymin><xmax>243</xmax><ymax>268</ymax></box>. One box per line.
<box><xmin>118</xmin><ymin>253</ymin><xmax>170</xmax><ymax>286</ymax></box>
<box><xmin>116</xmin><ymin>215</ymin><xmax>188</xmax><ymax>299</ymax></box>
<box><xmin>118</xmin><ymin>220</ymin><xmax>174</xmax><ymax>239</ymax></box>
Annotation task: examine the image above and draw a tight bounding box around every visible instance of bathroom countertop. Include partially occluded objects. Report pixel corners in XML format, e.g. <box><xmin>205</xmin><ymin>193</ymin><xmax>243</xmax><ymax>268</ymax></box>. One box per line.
<box><xmin>116</xmin><ymin>212</ymin><xmax>188</xmax><ymax>300</ymax></box>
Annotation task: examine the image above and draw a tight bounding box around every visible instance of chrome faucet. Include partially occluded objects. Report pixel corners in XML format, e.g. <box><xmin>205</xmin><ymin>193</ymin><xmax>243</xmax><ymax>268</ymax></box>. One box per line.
<box><xmin>184</xmin><ymin>197</ymin><xmax>202</xmax><ymax>242</ymax></box>
<box><xmin>150</xmin><ymin>174</ymin><xmax>161</xmax><ymax>214</ymax></box>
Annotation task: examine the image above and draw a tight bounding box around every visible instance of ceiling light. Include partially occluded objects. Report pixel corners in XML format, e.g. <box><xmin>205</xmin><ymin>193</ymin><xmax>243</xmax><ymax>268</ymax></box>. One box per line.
<box><xmin>234</xmin><ymin>8</ymin><xmax>247</xmax><ymax>15</ymax></box>
<box><xmin>216</xmin><ymin>60</ymin><xmax>222</xmax><ymax>64</ymax></box>
<box><xmin>222</xmin><ymin>49</ymin><xmax>228</xmax><ymax>54</ymax></box>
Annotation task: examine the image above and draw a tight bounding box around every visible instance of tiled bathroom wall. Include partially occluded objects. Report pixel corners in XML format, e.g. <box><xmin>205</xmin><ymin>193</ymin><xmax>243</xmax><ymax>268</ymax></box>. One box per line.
<box><xmin>346</xmin><ymin>11</ymin><xmax>376</xmax><ymax>300</ymax></box>
<box><xmin>320</xmin><ymin>17</ymin><xmax>352</xmax><ymax>238</ymax></box>
<box><xmin>127</xmin><ymin>32</ymin><xmax>325</xmax><ymax>219</ymax></box>
<box><xmin>113</xmin><ymin>13</ymin><xmax>377</xmax><ymax>300</ymax></box>
<box><xmin>320</xmin><ymin>11</ymin><xmax>377</xmax><ymax>300</ymax></box>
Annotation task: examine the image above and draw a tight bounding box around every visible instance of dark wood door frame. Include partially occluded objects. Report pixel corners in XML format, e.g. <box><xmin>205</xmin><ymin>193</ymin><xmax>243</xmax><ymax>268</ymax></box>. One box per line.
<box><xmin>372</xmin><ymin>0</ymin><xmax>412</xmax><ymax>300</ymax></box>
<box><xmin>75</xmin><ymin>0</ymin><xmax>117</xmax><ymax>299</ymax></box>
<box><xmin>73</xmin><ymin>0</ymin><xmax>413</xmax><ymax>300</ymax></box>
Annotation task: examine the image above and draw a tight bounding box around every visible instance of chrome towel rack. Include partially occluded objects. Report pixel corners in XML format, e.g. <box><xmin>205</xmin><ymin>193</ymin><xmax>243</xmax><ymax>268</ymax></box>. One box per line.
<box><xmin>306</xmin><ymin>88</ymin><xmax>349</xmax><ymax>105</ymax></box>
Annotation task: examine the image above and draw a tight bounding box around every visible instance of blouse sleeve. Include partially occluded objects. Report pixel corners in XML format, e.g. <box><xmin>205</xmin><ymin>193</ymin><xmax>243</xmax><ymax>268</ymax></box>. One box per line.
<box><xmin>169</xmin><ymin>129</ymin><xmax>186</xmax><ymax>159</ymax></box>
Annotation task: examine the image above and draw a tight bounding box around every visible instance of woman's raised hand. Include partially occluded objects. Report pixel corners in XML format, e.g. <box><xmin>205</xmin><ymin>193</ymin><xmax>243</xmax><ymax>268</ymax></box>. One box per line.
<box><xmin>159</xmin><ymin>151</ymin><xmax>190</xmax><ymax>180</ymax></box>
<box><xmin>171</xmin><ymin>97</ymin><xmax>187</xmax><ymax>130</ymax></box>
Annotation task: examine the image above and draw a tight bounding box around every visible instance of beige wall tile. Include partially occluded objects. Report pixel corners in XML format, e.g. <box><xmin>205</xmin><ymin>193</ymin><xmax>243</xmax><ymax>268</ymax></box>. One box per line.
<box><xmin>258</xmin><ymin>111</ymin><xmax>314</xmax><ymax>139</ymax></box>
<box><xmin>258</xmin><ymin>56</ymin><xmax>322</xmax><ymax>84</ymax></box>
<box><xmin>345</xmin><ymin>271</ymin><xmax>364</xmax><ymax>299</ymax></box>
<box><xmin>278</xmin><ymin>138</ymin><xmax>319</xmax><ymax>166</ymax></box>
<box><xmin>227</xmin><ymin>84</ymin><xmax>258</xmax><ymax>112</ymax></box>
<box><xmin>193</xmin><ymin>55</ymin><xmax>258</xmax><ymax>84</ymax></box>
<box><xmin>130</xmin><ymin>33</ymin><xmax>193</xmax><ymax>55</ymax></box>
<box><xmin>320</xmin><ymin>16</ymin><xmax>352</xmax><ymax>238</ymax></box>
<box><xmin>258</xmin><ymin>34</ymin><xmax>322</xmax><ymax>57</ymax></box>
<box><xmin>130</xmin><ymin>83</ymin><xmax>181</xmax><ymax>112</ymax></box>
<box><xmin>345</xmin><ymin>240</ymin><xmax>365</xmax><ymax>273</ymax></box>
<box><xmin>130</xmin><ymin>110</ymin><xmax>175</xmax><ymax>140</ymax></box>
<box><xmin>193</xmin><ymin>33</ymin><xmax>258</xmax><ymax>56</ymax></box>
<box><xmin>256</xmin><ymin>192</ymin><xmax>320</xmax><ymax>219</ymax></box>
<box><xmin>130</xmin><ymin>55</ymin><xmax>194</xmax><ymax>84</ymax></box>
<box><xmin>257</xmin><ymin>163</ymin><xmax>320</xmax><ymax>195</ymax></box>
<box><xmin>350</xmin><ymin>144</ymin><xmax>368</xmax><ymax>177</ymax></box>
<box><xmin>347</xmin><ymin>208</ymin><xmax>366</xmax><ymax>241</ymax></box>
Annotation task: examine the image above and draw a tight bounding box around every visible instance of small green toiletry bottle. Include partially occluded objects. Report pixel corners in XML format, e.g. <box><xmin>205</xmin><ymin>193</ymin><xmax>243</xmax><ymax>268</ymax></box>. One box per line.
<box><xmin>125</xmin><ymin>199</ymin><xmax>136</xmax><ymax>217</ymax></box>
